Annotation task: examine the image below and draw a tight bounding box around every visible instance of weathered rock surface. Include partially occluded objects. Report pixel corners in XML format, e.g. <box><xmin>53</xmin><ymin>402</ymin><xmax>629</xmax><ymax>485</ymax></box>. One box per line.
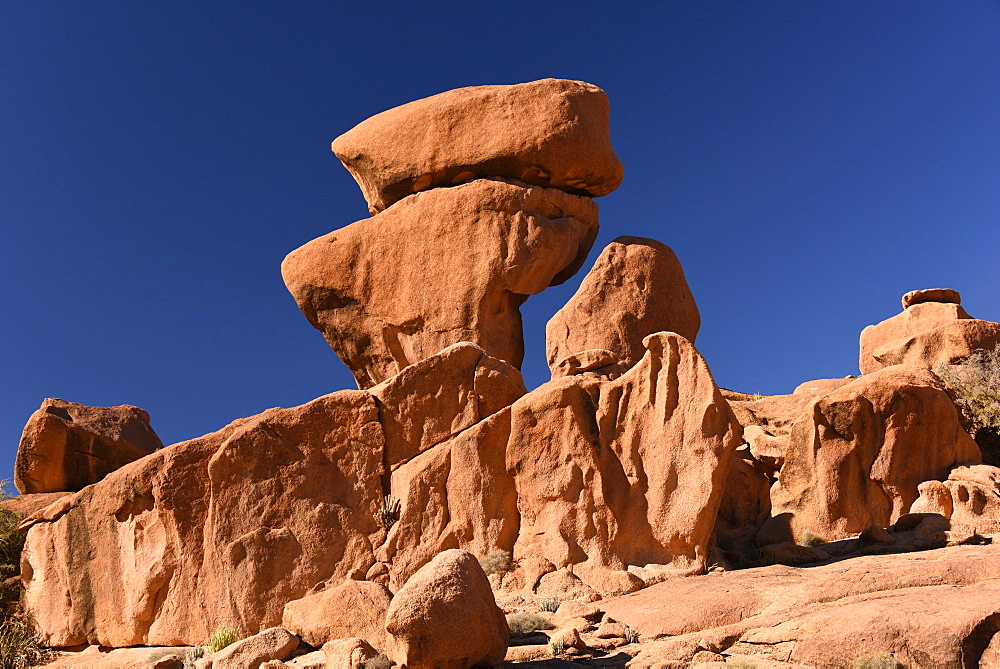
<box><xmin>282</xmin><ymin>178</ymin><xmax>599</xmax><ymax>389</ymax></box>
<box><xmin>546</xmin><ymin>236</ymin><xmax>700</xmax><ymax>377</ymax></box>
<box><xmin>912</xmin><ymin>464</ymin><xmax>1000</xmax><ymax>535</ymax></box>
<box><xmin>507</xmin><ymin>332</ymin><xmax>741</xmax><ymax>594</ymax></box>
<box><xmin>332</xmin><ymin>78</ymin><xmax>623</xmax><ymax>214</ymax></box>
<box><xmin>321</xmin><ymin>638</ymin><xmax>379</xmax><ymax>669</ymax></box>
<box><xmin>384</xmin><ymin>549</ymin><xmax>508</xmax><ymax>669</ymax></box>
<box><xmin>759</xmin><ymin>365</ymin><xmax>982</xmax><ymax>545</ymax></box>
<box><xmin>281</xmin><ymin>580</ymin><xmax>393</xmax><ymax>649</ymax></box>
<box><xmin>14</xmin><ymin>398</ymin><xmax>162</xmax><ymax>494</ymax></box>
<box><xmin>859</xmin><ymin>290</ymin><xmax>1000</xmax><ymax>374</ymax></box>
<box><xmin>22</xmin><ymin>391</ymin><xmax>385</xmax><ymax>647</ymax></box>
<box><xmin>792</xmin><ymin>376</ymin><xmax>855</xmax><ymax>395</ymax></box>
<box><xmin>607</xmin><ymin>542</ymin><xmax>1000</xmax><ymax>668</ymax></box>
<box><xmin>211</xmin><ymin>626</ymin><xmax>298</xmax><ymax>669</ymax></box>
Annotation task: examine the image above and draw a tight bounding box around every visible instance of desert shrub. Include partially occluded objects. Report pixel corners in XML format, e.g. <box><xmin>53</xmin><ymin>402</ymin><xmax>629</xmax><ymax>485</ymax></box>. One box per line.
<box><xmin>937</xmin><ymin>345</ymin><xmax>1000</xmax><ymax>432</ymax></box>
<box><xmin>623</xmin><ymin>625</ymin><xmax>639</xmax><ymax>644</ymax></box>
<box><xmin>506</xmin><ymin>612</ymin><xmax>554</xmax><ymax>635</ymax></box>
<box><xmin>208</xmin><ymin>623</ymin><xmax>241</xmax><ymax>654</ymax></box>
<box><xmin>374</xmin><ymin>495</ymin><xmax>401</xmax><ymax>530</ymax></box>
<box><xmin>181</xmin><ymin>647</ymin><xmax>206</xmax><ymax>669</ymax></box>
<box><xmin>538</xmin><ymin>599</ymin><xmax>560</xmax><ymax>613</ymax></box>
<box><xmin>0</xmin><ymin>615</ymin><xmax>51</xmax><ymax>669</ymax></box>
<box><xmin>547</xmin><ymin>638</ymin><xmax>564</xmax><ymax>656</ymax></box>
<box><xmin>364</xmin><ymin>655</ymin><xmax>393</xmax><ymax>669</ymax></box>
<box><xmin>478</xmin><ymin>550</ymin><xmax>512</xmax><ymax>576</ymax></box>
<box><xmin>798</xmin><ymin>530</ymin><xmax>827</xmax><ymax>547</ymax></box>
<box><xmin>854</xmin><ymin>653</ymin><xmax>899</xmax><ymax>669</ymax></box>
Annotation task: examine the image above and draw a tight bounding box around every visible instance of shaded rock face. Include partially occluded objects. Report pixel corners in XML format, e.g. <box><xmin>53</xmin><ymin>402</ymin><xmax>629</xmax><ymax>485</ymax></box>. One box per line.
<box><xmin>332</xmin><ymin>78</ymin><xmax>623</xmax><ymax>214</ymax></box>
<box><xmin>282</xmin><ymin>178</ymin><xmax>598</xmax><ymax>389</ymax></box>
<box><xmin>859</xmin><ymin>289</ymin><xmax>1000</xmax><ymax>374</ymax></box>
<box><xmin>546</xmin><ymin>236</ymin><xmax>700</xmax><ymax>377</ymax></box>
<box><xmin>759</xmin><ymin>365</ymin><xmax>982</xmax><ymax>545</ymax></box>
<box><xmin>14</xmin><ymin>398</ymin><xmax>163</xmax><ymax>494</ymax></box>
<box><xmin>384</xmin><ymin>549</ymin><xmax>508</xmax><ymax>669</ymax></box>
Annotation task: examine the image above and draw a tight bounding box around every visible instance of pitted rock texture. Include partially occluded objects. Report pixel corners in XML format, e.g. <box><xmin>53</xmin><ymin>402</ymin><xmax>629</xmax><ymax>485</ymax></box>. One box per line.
<box><xmin>384</xmin><ymin>549</ymin><xmax>508</xmax><ymax>669</ymax></box>
<box><xmin>15</xmin><ymin>398</ymin><xmax>162</xmax><ymax>494</ymax></box>
<box><xmin>546</xmin><ymin>236</ymin><xmax>700</xmax><ymax>377</ymax></box>
<box><xmin>758</xmin><ymin>365</ymin><xmax>982</xmax><ymax>545</ymax></box>
<box><xmin>282</xmin><ymin>178</ymin><xmax>599</xmax><ymax>389</ymax></box>
<box><xmin>912</xmin><ymin>464</ymin><xmax>1000</xmax><ymax>535</ymax></box>
<box><xmin>332</xmin><ymin>78</ymin><xmax>623</xmax><ymax>214</ymax></box>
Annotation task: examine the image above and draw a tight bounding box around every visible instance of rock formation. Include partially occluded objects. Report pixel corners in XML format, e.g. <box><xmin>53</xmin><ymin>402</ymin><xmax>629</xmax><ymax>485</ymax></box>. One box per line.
<box><xmin>545</xmin><ymin>236</ymin><xmax>700</xmax><ymax>377</ymax></box>
<box><xmin>14</xmin><ymin>398</ymin><xmax>162</xmax><ymax>494</ymax></box>
<box><xmin>859</xmin><ymin>287</ymin><xmax>1000</xmax><ymax>374</ymax></box>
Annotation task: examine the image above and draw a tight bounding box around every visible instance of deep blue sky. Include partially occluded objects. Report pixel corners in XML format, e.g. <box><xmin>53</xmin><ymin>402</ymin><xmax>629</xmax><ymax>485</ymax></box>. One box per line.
<box><xmin>3</xmin><ymin>2</ymin><xmax>998</xmax><ymax>482</ymax></box>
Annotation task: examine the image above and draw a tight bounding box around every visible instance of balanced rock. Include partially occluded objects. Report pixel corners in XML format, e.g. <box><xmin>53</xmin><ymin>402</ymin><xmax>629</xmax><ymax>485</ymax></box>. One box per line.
<box><xmin>14</xmin><ymin>398</ymin><xmax>162</xmax><ymax>494</ymax></box>
<box><xmin>282</xmin><ymin>178</ymin><xmax>598</xmax><ymax>389</ymax></box>
<box><xmin>384</xmin><ymin>549</ymin><xmax>508</xmax><ymax>669</ymax></box>
<box><xmin>758</xmin><ymin>365</ymin><xmax>982</xmax><ymax>545</ymax></box>
<box><xmin>281</xmin><ymin>580</ymin><xmax>393</xmax><ymax>649</ymax></box>
<box><xmin>546</xmin><ymin>236</ymin><xmax>700</xmax><ymax>376</ymax></box>
<box><xmin>332</xmin><ymin>78</ymin><xmax>623</xmax><ymax>213</ymax></box>
<box><xmin>859</xmin><ymin>288</ymin><xmax>1000</xmax><ymax>374</ymax></box>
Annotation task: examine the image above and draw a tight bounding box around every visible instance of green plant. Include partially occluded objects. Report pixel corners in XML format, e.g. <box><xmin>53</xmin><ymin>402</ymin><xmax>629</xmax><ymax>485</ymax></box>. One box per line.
<box><xmin>538</xmin><ymin>599</ymin><xmax>559</xmax><ymax>613</ymax></box>
<box><xmin>798</xmin><ymin>530</ymin><xmax>827</xmax><ymax>547</ymax></box>
<box><xmin>547</xmin><ymin>638</ymin><xmax>564</xmax><ymax>657</ymax></box>
<box><xmin>751</xmin><ymin>392</ymin><xmax>764</xmax><ymax>401</ymax></box>
<box><xmin>478</xmin><ymin>550</ymin><xmax>512</xmax><ymax>576</ymax></box>
<box><xmin>854</xmin><ymin>653</ymin><xmax>899</xmax><ymax>669</ymax></box>
<box><xmin>364</xmin><ymin>654</ymin><xmax>393</xmax><ymax>669</ymax></box>
<box><xmin>208</xmin><ymin>623</ymin><xmax>241</xmax><ymax>654</ymax></box>
<box><xmin>938</xmin><ymin>345</ymin><xmax>1000</xmax><ymax>463</ymax></box>
<box><xmin>374</xmin><ymin>495</ymin><xmax>401</xmax><ymax>529</ymax></box>
<box><xmin>0</xmin><ymin>615</ymin><xmax>51</xmax><ymax>669</ymax></box>
<box><xmin>506</xmin><ymin>611</ymin><xmax>554</xmax><ymax>635</ymax></box>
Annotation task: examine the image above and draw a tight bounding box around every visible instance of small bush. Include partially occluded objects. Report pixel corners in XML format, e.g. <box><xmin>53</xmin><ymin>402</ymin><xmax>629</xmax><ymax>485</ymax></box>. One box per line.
<box><xmin>547</xmin><ymin>638</ymin><xmax>564</xmax><ymax>657</ymax></box>
<box><xmin>0</xmin><ymin>615</ymin><xmax>51</xmax><ymax>668</ymax></box>
<box><xmin>374</xmin><ymin>495</ymin><xmax>401</xmax><ymax>530</ymax></box>
<box><xmin>478</xmin><ymin>550</ymin><xmax>512</xmax><ymax>576</ymax></box>
<box><xmin>854</xmin><ymin>653</ymin><xmax>900</xmax><ymax>669</ymax></box>
<box><xmin>623</xmin><ymin>625</ymin><xmax>639</xmax><ymax>644</ymax></box>
<box><xmin>938</xmin><ymin>345</ymin><xmax>1000</xmax><ymax>464</ymax></box>
<box><xmin>506</xmin><ymin>612</ymin><xmax>554</xmax><ymax>635</ymax></box>
<box><xmin>364</xmin><ymin>654</ymin><xmax>393</xmax><ymax>669</ymax></box>
<box><xmin>538</xmin><ymin>599</ymin><xmax>560</xmax><ymax>613</ymax></box>
<box><xmin>208</xmin><ymin>623</ymin><xmax>241</xmax><ymax>654</ymax></box>
<box><xmin>798</xmin><ymin>530</ymin><xmax>826</xmax><ymax>547</ymax></box>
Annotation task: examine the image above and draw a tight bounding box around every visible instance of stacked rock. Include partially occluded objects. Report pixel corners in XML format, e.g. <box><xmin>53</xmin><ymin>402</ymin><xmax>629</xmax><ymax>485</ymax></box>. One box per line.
<box><xmin>282</xmin><ymin>78</ymin><xmax>624</xmax><ymax>389</ymax></box>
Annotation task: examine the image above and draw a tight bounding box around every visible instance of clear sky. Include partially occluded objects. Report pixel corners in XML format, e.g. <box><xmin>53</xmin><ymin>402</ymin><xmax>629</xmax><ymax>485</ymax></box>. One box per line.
<box><xmin>2</xmin><ymin>2</ymin><xmax>998</xmax><ymax>482</ymax></box>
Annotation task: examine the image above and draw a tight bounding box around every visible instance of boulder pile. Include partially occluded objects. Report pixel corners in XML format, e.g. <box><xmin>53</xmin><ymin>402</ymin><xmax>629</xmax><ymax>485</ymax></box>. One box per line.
<box><xmin>7</xmin><ymin>79</ymin><xmax>1000</xmax><ymax>667</ymax></box>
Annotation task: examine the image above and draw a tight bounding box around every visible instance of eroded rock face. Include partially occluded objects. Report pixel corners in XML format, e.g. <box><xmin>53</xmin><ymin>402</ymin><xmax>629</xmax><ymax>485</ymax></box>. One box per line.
<box><xmin>332</xmin><ymin>79</ymin><xmax>623</xmax><ymax>214</ymax></box>
<box><xmin>758</xmin><ymin>365</ymin><xmax>982</xmax><ymax>545</ymax></box>
<box><xmin>384</xmin><ymin>549</ymin><xmax>508</xmax><ymax>669</ymax></box>
<box><xmin>282</xmin><ymin>178</ymin><xmax>598</xmax><ymax>389</ymax></box>
<box><xmin>912</xmin><ymin>464</ymin><xmax>1000</xmax><ymax>534</ymax></box>
<box><xmin>859</xmin><ymin>289</ymin><xmax>1000</xmax><ymax>374</ymax></box>
<box><xmin>281</xmin><ymin>580</ymin><xmax>393</xmax><ymax>649</ymax></box>
<box><xmin>14</xmin><ymin>398</ymin><xmax>163</xmax><ymax>494</ymax></box>
<box><xmin>546</xmin><ymin>236</ymin><xmax>700</xmax><ymax>377</ymax></box>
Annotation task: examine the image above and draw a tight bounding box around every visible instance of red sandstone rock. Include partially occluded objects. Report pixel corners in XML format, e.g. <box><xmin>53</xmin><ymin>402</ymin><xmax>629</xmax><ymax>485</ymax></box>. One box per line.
<box><xmin>321</xmin><ymin>638</ymin><xmax>380</xmax><ymax>669</ymax></box>
<box><xmin>902</xmin><ymin>287</ymin><xmax>962</xmax><ymax>309</ymax></box>
<box><xmin>792</xmin><ymin>376</ymin><xmax>856</xmax><ymax>395</ymax></box>
<box><xmin>281</xmin><ymin>580</ymin><xmax>393</xmax><ymax>649</ymax></box>
<box><xmin>14</xmin><ymin>398</ymin><xmax>162</xmax><ymax>494</ymax></box>
<box><xmin>332</xmin><ymin>79</ymin><xmax>623</xmax><ymax>214</ymax></box>
<box><xmin>384</xmin><ymin>549</ymin><xmax>508</xmax><ymax>669</ymax></box>
<box><xmin>549</xmin><ymin>349</ymin><xmax>623</xmax><ymax>379</ymax></box>
<box><xmin>758</xmin><ymin>365</ymin><xmax>981</xmax><ymax>545</ymax></box>
<box><xmin>546</xmin><ymin>237</ymin><xmax>700</xmax><ymax>376</ymax></box>
<box><xmin>211</xmin><ymin>627</ymin><xmax>298</xmax><ymax>669</ymax></box>
<box><xmin>911</xmin><ymin>464</ymin><xmax>1000</xmax><ymax>534</ymax></box>
<box><xmin>282</xmin><ymin>178</ymin><xmax>598</xmax><ymax>389</ymax></box>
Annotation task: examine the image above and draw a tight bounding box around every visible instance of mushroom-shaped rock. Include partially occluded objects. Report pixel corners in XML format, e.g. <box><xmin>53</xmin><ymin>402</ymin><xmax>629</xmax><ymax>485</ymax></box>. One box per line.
<box><xmin>546</xmin><ymin>236</ymin><xmax>700</xmax><ymax>378</ymax></box>
<box><xmin>14</xmin><ymin>398</ymin><xmax>162</xmax><ymax>494</ymax></box>
<box><xmin>859</xmin><ymin>289</ymin><xmax>1000</xmax><ymax>374</ymax></box>
<box><xmin>281</xmin><ymin>580</ymin><xmax>393</xmax><ymax>649</ymax></box>
<box><xmin>332</xmin><ymin>78</ymin><xmax>623</xmax><ymax>213</ymax></box>
<box><xmin>758</xmin><ymin>365</ymin><xmax>982</xmax><ymax>545</ymax></box>
<box><xmin>384</xmin><ymin>549</ymin><xmax>508</xmax><ymax>669</ymax></box>
<box><xmin>282</xmin><ymin>178</ymin><xmax>599</xmax><ymax>389</ymax></box>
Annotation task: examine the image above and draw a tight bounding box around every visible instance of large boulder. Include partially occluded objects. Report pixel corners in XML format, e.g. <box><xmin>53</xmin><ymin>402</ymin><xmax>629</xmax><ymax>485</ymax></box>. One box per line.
<box><xmin>384</xmin><ymin>549</ymin><xmax>508</xmax><ymax>669</ymax></box>
<box><xmin>859</xmin><ymin>288</ymin><xmax>1000</xmax><ymax>374</ymax></box>
<box><xmin>282</xmin><ymin>178</ymin><xmax>598</xmax><ymax>389</ymax></box>
<box><xmin>546</xmin><ymin>236</ymin><xmax>700</xmax><ymax>377</ymax></box>
<box><xmin>332</xmin><ymin>78</ymin><xmax>623</xmax><ymax>214</ymax></box>
<box><xmin>758</xmin><ymin>365</ymin><xmax>982</xmax><ymax>545</ymax></box>
<box><xmin>14</xmin><ymin>398</ymin><xmax>163</xmax><ymax>494</ymax></box>
<box><xmin>211</xmin><ymin>626</ymin><xmax>299</xmax><ymax>669</ymax></box>
<box><xmin>281</xmin><ymin>580</ymin><xmax>393</xmax><ymax>649</ymax></box>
